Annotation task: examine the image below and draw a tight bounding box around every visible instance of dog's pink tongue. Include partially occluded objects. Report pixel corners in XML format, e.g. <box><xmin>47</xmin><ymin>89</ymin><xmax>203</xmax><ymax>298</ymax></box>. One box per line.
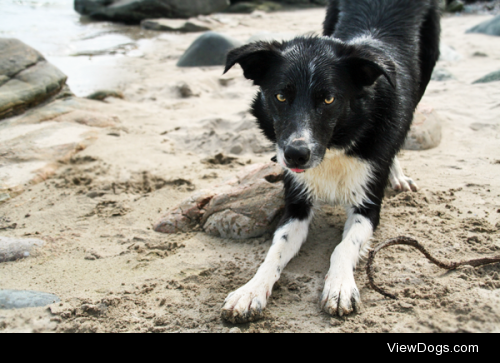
<box><xmin>290</xmin><ymin>168</ymin><xmax>305</xmax><ymax>173</ymax></box>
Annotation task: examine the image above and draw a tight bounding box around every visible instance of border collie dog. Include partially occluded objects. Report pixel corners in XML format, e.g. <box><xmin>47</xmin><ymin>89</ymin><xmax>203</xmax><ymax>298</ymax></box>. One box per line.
<box><xmin>222</xmin><ymin>0</ymin><xmax>440</xmax><ymax>323</ymax></box>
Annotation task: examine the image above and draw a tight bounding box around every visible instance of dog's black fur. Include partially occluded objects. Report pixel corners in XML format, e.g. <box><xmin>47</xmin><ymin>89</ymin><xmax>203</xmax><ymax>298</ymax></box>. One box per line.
<box><xmin>221</xmin><ymin>0</ymin><xmax>441</xmax><ymax>321</ymax></box>
<box><xmin>225</xmin><ymin>0</ymin><xmax>440</xmax><ymax>229</ymax></box>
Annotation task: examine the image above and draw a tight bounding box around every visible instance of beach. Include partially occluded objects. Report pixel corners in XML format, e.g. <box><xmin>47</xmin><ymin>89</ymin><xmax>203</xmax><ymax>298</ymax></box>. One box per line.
<box><xmin>0</xmin><ymin>3</ymin><xmax>499</xmax><ymax>332</ymax></box>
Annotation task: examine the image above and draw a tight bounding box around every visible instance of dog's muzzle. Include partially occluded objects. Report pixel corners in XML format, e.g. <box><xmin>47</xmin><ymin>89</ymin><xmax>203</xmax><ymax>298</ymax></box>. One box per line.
<box><xmin>284</xmin><ymin>140</ymin><xmax>311</xmax><ymax>172</ymax></box>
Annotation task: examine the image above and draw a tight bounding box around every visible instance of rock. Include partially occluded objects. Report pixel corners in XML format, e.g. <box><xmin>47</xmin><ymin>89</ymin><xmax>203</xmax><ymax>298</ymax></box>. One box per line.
<box><xmin>0</xmin><ymin>39</ymin><xmax>67</xmax><ymax>121</ymax></box>
<box><xmin>439</xmin><ymin>44</ymin><xmax>462</xmax><ymax>62</ymax></box>
<box><xmin>431</xmin><ymin>68</ymin><xmax>455</xmax><ymax>81</ymax></box>
<box><xmin>0</xmin><ymin>236</ymin><xmax>45</xmax><ymax>263</ymax></box>
<box><xmin>86</xmin><ymin>89</ymin><xmax>124</xmax><ymax>101</ymax></box>
<box><xmin>155</xmin><ymin>163</ymin><xmax>285</xmax><ymax>239</ymax></box>
<box><xmin>446</xmin><ymin>0</ymin><xmax>464</xmax><ymax>12</ymax></box>
<box><xmin>177</xmin><ymin>32</ymin><xmax>242</xmax><ymax>67</ymax></box>
<box><xmin>74</xmin><ymin>0</ymin><xmax>231</xmax><ymax>23</ymax></box>
<box><xmin>229</xmin><ymin>327</ymin><xmax>242</xmax><ymax>333</ymax></box>
<box><xmin>472</xmin><ymin>69</ymin><xmax>500</xmax><ymax>84</ymax></box>
<box><xmin>403</xmin><ymin>104</ymin><xmax>443</xmax><ymax>151</ymax></box>
<box><xmin>141</xmin><ymin>18</ymin><xmax>211</xmax><ymax>32</ymax></box>
<box><xmin>225</xmin><ymin>2</ymin><xmax>259</xmax><ymax>13</ymax></box>
<box><xmin>466</xmin><ymin>15</ymin><xmax>500</xmax><ymax>36</ymax></box>
<box><xmin>0</xmin><ymin>290</ymin><xmax>60</xmax><ymax>309</ymax></box>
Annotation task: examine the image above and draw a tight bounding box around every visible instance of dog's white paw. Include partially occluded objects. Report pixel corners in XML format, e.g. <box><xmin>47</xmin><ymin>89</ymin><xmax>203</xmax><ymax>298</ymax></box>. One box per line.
<box><xmin>389</xmin><ymin>158</ymin><xmax>418</xmax><ymax>192</ymax></box>
<box><xmin>320</xmin><ymin>265</ymin><xmax>362</xmax><ymax>317</ymax></box>
<box><xmin>390</xmin><ymin>174</ymin><xmax>418</xmax><ymax>192</ymax></box>
<box><xmin>221</xmin><ymin>280</ymin><xmax>271</xmax><ymax>323</ymax></box>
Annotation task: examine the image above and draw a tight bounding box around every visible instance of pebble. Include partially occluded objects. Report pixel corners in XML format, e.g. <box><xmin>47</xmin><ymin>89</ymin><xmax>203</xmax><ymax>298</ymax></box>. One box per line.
<box><xmin>0</xmin><ymin>236</ymin><xmax>45</xmax><ymax>263</ymax></box>
<box><xmin>0</xmin><ymin>290</ymin><xmax>60</xmax><ymax>310</ymax></box>
<box><xmin>229</xmin><ymin>327</ymin><xmax>241</xmax><ymax>333</ymax></box>
<box><xmin>431</xmin><ymin>68</ymin><xmax>455</xmax><ymax>82</ymax></box>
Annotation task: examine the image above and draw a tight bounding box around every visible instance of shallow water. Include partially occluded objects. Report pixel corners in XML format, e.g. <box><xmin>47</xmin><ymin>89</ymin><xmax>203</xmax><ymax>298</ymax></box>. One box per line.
<box><xmin>0</xmin><ymin>0</ymin><xmax>147</xmax><ymax>96</ymax></box>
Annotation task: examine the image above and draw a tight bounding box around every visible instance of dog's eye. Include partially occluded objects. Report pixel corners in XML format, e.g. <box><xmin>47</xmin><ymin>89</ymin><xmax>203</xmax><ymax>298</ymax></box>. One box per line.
<box><xmin>276</xmin><ymin>94</ymin><xmax>286</xmax><ymax>103</ymax></box>
<box><xmin>325</xmin><ymin>97</ymin><xmax>335</xmax><ymax>105</ymax></box>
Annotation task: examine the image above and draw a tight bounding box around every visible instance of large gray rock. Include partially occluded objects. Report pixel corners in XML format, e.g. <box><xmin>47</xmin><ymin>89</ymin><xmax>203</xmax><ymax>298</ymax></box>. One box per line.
<box><xmin>0</xmin><ymin>290</ymin><xmax>60</xmax><ymax>309</ymax></box>
<box><xmin>0</xmin><ymin>39</ymin><xmax>67</xmax><ymax>121</ymax></box>
<box><xmin>466</xmin><ymin>15</ymin><xmax>500</xmax><ymax>36</ymax></box>
<box><xmin>155</xmin><ymin>163</ymin><xmax>285</xmax><ymax>239</ymax></box>
<box><xmin>0</xmin><ymin>236</ymin><xmax>45</xmax><ymax>263</ymax></box>
<box><xmin>177</xmin><ymin>32</ymin><xmax>242</xmax><ymax>67</ymax></box>
<box><xmin>75</xmin><ymin>0</ymin><xmax>230</xmax><ymax>23</ymax></box>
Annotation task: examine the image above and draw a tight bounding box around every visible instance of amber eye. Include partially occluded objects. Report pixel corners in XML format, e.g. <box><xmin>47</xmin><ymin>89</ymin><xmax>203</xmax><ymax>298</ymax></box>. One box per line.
<box><xmin>276</xmin><ymin>94</ymin><xmax>286</xmax><ymax>102</ymax></box>
<box><xmin>325</xmin><ymin>96</ymin><xmax>335</xmax><ymax>105</ymax></box>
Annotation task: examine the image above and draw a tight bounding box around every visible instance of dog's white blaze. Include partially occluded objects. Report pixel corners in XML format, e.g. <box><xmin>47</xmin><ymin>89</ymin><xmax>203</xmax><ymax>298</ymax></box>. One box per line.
<box><xmin>291</xmin><ymin>149</ymin><xmax>375</xmax><ymax>206</ymax></box>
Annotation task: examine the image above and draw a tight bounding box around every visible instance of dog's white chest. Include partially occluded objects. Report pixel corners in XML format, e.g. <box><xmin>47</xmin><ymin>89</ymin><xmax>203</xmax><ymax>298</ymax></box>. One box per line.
<box><xmin>292</xmin><ymin>149</ymin><xmax>374</xmax><ymax>206</ymax></box>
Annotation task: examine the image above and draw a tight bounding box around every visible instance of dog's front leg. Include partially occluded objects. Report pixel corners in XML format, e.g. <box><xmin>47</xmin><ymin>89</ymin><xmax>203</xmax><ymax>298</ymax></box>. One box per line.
<box><xmin>222</xmin><ymin>184</ymin><xmax>313</xmax><ymax>324</ymax></box>
<box><xmin>320</xmin><ymin>206</ymin><xmax>376</xmax><ymax>316</ymax></box>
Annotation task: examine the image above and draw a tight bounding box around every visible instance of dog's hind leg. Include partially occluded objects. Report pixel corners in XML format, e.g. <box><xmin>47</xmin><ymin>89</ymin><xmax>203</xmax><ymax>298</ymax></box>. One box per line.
<box><xmin>320</xmin><ymin>204</ymin><xmax>378</xmax><ymax>316</ymax></box>
<box><xmin>221</xmin><ymin>176</ymin><xmax>313</xmax><ymax>323</ymax></box>
<box><xmin>389</xmin><ymin>156</ymin><xmax>418</xmax><ymax>192</ymax></box>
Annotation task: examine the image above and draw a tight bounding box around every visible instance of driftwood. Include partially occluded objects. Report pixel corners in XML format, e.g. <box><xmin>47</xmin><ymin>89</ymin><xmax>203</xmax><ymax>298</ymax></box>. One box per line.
<box><xmin>366</xmin><ymin>236</ymin><xmax>500</xmax><ymax>299</ymax></box>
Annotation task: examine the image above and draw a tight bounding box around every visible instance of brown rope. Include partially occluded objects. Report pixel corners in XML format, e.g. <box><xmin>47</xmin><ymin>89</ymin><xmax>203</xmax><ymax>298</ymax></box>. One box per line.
<box><xmin>366</xmin><ymin>236</ymin><xmax>500</xmax><ymax>299</ymax></box>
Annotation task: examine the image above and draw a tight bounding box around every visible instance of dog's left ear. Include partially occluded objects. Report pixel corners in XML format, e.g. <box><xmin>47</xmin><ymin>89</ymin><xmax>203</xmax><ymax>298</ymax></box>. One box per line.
<box><xmin>342</xmin><ymin>46</ymin><xmax>397</xmax><ymax>89</ymax></box>
<box><xmin>224</xmin><ymin>42</ymin><xmax>283</xmax><ymax>86</ymax></box>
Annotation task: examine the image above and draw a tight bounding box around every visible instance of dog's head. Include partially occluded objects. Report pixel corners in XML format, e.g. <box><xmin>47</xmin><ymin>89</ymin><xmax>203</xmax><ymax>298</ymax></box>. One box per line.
<box><xmin>224</xmin><ymin>37</ymin><xmax>396</xmax><ymax>173</ymax></box>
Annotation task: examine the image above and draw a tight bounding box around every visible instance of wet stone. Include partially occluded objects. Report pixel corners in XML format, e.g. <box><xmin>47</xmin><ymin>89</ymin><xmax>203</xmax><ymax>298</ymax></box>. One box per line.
<box><xmin>177</xmin><ymin>32</ymin><xmax>242</xmax><ymax>67</ymax></box>
<box><xmin>0</xmin><ymin>290</ymin><xmax>60</xmax><ymax>309</ymax></box>
<box><xmin>472</xmin><ymin>70</ymin><xmax>500</xmax><ymax>84</ymax></box>
<box><xmin>466</xmin><ymin>15</ymin><xmax>500</xmax><ymax>36</ymax></box>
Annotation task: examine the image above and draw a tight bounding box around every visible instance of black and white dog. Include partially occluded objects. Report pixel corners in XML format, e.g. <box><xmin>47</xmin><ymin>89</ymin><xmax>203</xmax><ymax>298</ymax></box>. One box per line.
<box><xmin>221</xmin><ymin>0</ymin><xmax>440</xmax><ymax>323</ymax></box>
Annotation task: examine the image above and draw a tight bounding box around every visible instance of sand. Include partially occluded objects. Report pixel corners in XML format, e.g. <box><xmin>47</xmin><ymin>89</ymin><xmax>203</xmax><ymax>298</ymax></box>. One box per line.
<box><xmin>0</xmin><ymin>9</ymin><xmax>499</xmax><ymax>333</ymax></box>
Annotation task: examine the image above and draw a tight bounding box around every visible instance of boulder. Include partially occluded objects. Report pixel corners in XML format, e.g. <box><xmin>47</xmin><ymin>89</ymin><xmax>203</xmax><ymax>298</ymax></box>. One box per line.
<box><xmin>141</xmin><ymin>18</ymin><xmax>211</xmax><ymax>32</ymax></box>
<box><xmin>0</xmin><ymin>39</ymin><xmax>67</xmax><ymax>121</ymax></box>
<box><xmin>74</xmin><ymin>0</ymin><xmax>230</xmax><ymax>23</ymax></box>
<box><xmin>177</xmin><ymin>32</ymin><xmax>242</xmax><ymax>67</ymax></box>
<box><xmin>466</xmin><ymin>15</ymin><xmax>500</xmax><ymax>36</ymax></box>
<box><xmin>403</xmin><ymin>104</ymin><xmax>443</xmax><ymax>151</ymax></box>
<box><xmin>0</xmin><ymin>290</ymin><xmax>60</xmax><ymax>309</ymax></box>
<box><xmin>0</xmin><ymin>41</ymin><xmax>120</xmax><ymax>204</ymax></box>
<box><xmin>472</xmin><ymin>69</ymin><xmax>500</xmax><ymax>84</ymax></box>
<box><xmin>0</xmin><ymin>236</ymin><xmax>45</xmax><ymax>263</ymax></box>
<box><xmin>155</xmin><ymin>163</ymin><xmax>285</xmax><ymax>239</ymax></box>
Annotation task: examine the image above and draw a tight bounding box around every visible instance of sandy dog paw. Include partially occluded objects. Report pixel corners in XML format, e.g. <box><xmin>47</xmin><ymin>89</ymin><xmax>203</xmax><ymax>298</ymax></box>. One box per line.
<box><xmin>320</xmin><ymin>272</ymin><xmax>362</xmax><ymax>317</ymax></box>
<box><xmin>389</xmin><ymin>174</ymin><xmax>418</xmax><ymax>192</ymax></box>
<box><xmin>221</xmin><ymin>281</ymin><xmax>271</xmax><ymax>323</ymax></box>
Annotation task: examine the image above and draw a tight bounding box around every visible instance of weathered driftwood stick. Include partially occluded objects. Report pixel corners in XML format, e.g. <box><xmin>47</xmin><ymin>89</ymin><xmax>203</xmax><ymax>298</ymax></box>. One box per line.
<box><xmin>366</xmin><ymin>236</ymin><xmax>500</xmax><ymax>300</ymax></box>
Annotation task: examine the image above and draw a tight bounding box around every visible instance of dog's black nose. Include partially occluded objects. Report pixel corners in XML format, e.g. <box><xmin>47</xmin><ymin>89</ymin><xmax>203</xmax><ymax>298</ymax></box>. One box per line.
<box><xmin>284</xmin><ymin>143</ymin><xmax>311</xmax><ymax>166</ymax></box>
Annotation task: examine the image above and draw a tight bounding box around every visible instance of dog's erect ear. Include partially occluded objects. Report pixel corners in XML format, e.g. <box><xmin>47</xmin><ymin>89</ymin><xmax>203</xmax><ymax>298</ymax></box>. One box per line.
<box><xmin>341</xmin><ymin>46</ymin><xmax>397</xmax><ymax>89</ymax></box>
<box><xmin>224</xmin><ymin>42</ymin><xmax>283</xmax><ymax>86</ymax></box>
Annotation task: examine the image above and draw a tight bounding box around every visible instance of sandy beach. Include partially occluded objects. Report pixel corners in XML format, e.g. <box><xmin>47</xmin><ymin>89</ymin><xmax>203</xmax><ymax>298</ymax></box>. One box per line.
<box><xmin>0</xmin><ymin>4</ymin><xmax>499</xmax><ymax>333</ymax></box>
